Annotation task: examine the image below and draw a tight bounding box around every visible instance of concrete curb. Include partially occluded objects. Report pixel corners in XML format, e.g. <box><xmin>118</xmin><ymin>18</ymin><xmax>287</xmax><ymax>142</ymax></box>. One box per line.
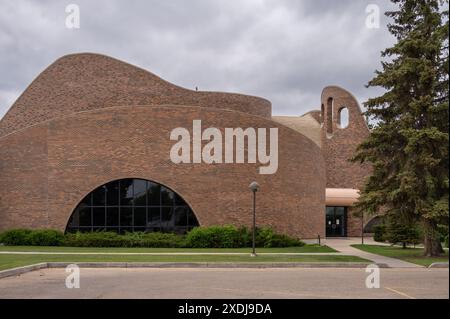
<box><xmin>0</xmin><ymin>262</ymin><xmax>391</xmax><ymax>279</ymax></box>
<box><xmin>428</xmin><ymin>262</ymin><xmax>449</xmax><ymax>268</ymax></box>
<box><xmin>48</xmin><ymin>262</ymin><xmax>380</xmax><ymax>269</ymax></box>
<box><xmin>0</xmin><ymin>263</ymin><xmax>47</xmax><ymax>279</ymax></box>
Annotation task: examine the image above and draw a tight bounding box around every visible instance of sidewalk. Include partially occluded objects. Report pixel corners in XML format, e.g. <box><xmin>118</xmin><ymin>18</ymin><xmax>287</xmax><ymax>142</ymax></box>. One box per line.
<box><xmin>324</xmin><ymin>237</ymin><xmax>422</xmax><ymax>268</ymax></box>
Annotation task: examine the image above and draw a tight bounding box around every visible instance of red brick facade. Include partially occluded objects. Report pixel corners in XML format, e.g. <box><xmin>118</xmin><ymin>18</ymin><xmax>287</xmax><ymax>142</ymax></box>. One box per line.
<box><xmin>0</xmin><ymin>53</ymin><xmax>372</xmax><ymax>238</ymax></box>
<box><xmin>320</xmin><ymin>86</ymin><xmax>372</xmax><ymax>236</ymax></box>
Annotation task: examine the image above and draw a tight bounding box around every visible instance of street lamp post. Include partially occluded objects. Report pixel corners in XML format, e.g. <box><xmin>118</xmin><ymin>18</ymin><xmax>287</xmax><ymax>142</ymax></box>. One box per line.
<box><xmin>249</xmin><ymin>181</ymin><xmax>260</xmax><ymax>257</ymax></box>
<box><xmin>361</xmin><ymin>211</ymin><xmax>364</xmax><ymax>245</ymax></box>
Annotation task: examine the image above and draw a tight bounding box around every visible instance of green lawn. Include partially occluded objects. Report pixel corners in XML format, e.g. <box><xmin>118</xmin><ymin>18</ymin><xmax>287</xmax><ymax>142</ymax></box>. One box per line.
<box><xmin>0</xmin><ymin>254</ymin><xmax>368</xmax><ymax>271</ymax></box>
<box><xmin>352</xmin><ymin>244</ymin><xmax>449</xmax><ymax>267</ymax></box>
<box><xmin>0</xmin><ymin>244</ymin><xmax>336</xmax><ymax>253</ymax></box>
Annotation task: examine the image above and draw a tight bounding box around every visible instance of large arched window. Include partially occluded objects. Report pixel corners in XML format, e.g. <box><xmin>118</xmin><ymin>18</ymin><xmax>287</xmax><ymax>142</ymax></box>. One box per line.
<box><xmin>66</xmin><ymin>179</ymin><xmax>199</xmax><ymax>234</ymax></box>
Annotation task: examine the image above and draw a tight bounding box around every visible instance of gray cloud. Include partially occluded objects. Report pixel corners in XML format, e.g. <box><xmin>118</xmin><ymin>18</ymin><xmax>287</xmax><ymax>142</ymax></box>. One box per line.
<box><xmin>0</xmin><ymin>0</ymin><xmax>396</xmax><ymax>118</ymax></box>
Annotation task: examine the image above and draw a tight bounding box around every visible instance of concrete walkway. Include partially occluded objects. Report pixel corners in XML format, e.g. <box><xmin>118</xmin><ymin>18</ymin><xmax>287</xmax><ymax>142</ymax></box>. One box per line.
<box><xmin>324</xmin><ymin>237</ymin><xmax>422</xmax><ymax>268</ymax></box>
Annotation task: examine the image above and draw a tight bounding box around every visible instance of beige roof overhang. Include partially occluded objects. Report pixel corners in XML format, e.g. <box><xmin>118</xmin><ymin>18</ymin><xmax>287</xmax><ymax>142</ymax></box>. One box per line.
<box><xmin>326</xmin><ymin>188</ymin><xmax>360</xmax><ymax>206</ymax></box>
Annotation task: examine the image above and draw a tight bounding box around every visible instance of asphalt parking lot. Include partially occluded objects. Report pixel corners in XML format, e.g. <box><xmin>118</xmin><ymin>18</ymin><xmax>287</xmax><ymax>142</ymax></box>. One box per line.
<box><xmin>0</xmin><ymin>267</ymin><xmax>448</xmax><ymax>299</ymax></box>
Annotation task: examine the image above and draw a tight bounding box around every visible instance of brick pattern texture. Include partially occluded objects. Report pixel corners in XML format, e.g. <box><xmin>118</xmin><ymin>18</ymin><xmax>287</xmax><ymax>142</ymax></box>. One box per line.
<box><xmin>0</xmin><ymin>105</ymin><xmax>325</xmax><ymax>238</ymax></box>
<box><xmin>0</xmin><ymin>53</ymin><xmax>271</xmax><ymax>138</ymax></box>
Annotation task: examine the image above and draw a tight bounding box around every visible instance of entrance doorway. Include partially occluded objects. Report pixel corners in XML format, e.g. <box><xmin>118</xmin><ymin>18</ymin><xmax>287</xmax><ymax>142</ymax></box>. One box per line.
<box><xmin>326</xmin><ymin>206</ymin><xmax>347</xmax><ymax>237</ymax></box>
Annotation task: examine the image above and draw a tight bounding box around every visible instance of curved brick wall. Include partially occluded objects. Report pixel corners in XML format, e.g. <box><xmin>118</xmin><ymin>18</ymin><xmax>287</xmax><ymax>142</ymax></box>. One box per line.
<box><xmin>321</xmin><ymin>86</ymin><xmax>371</xmax><ymax>189</ymax></box>
<box><xmin>0</xmin><ymin>53</ymin><xmax>272</xmax><ymax>137</ymax></box>
<box><xmin>320</xmin><ymin>86</ymin><xmax>372</xmax><ymax>236</ymax></box>
<box><xmin>0</xmin><ymin>105</ymin><xmax>325</xmax><ymax>239</ymax></box>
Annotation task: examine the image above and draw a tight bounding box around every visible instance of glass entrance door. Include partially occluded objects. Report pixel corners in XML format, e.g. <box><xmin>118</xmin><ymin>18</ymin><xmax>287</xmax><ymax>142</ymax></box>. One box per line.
<box><xmin>326</xmin><ymin>206</ymin><xmax>347</xmax><ymax>237</ymax></box>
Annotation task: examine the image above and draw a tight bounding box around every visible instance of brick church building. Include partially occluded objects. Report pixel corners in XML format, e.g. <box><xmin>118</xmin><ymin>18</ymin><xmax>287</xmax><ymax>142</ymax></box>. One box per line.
<box><xmin>0</xmin><ymin>53</ymin><xmax>373</xmax><ymax>238</ymax></box>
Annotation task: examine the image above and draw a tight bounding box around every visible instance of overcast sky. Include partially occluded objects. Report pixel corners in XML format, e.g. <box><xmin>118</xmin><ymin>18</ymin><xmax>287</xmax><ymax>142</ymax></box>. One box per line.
<box><xmin>0</xmin><ymin>0</ymin><xmax>397</xmax><ymax>119</ymax></box>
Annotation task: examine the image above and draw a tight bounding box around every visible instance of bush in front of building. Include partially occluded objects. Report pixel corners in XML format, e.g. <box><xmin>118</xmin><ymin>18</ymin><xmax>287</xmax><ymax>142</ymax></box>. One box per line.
<box><xmin>122</xmin><ymin>232</ymin><xmax>186</xmax><ymax>248</ymax></box>
<box><xmin>184</xmin><ymin>225</ymin><xmax>304</xmax><ymax>248</ymax></box>
<box><xmin>372</xmin><ymin>225</ymin><xmax>386</xmax><ymax>242</ymax></box>
<box><xmin>184</xmin><ymin>225</ymin><xmax>243</xmax><ymax>248</ymax></box>
<box><xmin>62</xmin><ymin>231</ymin><xmax>185</xmax><ymax>248</ymax></box>
<box><xmin>0</xmin><ymin>229</ymin><xmax>64</xmax><ymax>246</ymax></box>
<box><xmin>0</xmin><ymin>229</ymin><xmax>33</xmax><ymax>245</ymax></box>
<box><xmin>28</xmin><ymin>229</ymin><xmax>65</xmax><ymax>246</ymax></box>
<box><xmin>255</xmin><ymin>227</ymin><xmax>304</xmax><ymax>248</ymax></box>
<box><xmin>62</xmin><ymin>231</ymin><xmax>124</xmax><ymax>247</ymax></box>
<box><xmin>0</xmin><ymin>226</ymin><xmax>304</xmax><ymax>248</ymax></box>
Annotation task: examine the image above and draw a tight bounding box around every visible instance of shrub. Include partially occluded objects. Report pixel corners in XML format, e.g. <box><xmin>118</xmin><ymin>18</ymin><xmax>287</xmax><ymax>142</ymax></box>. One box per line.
<box><xmin>28</xmin><ymin>229</ymin><xmax>64</xmax><ymax>246</ymax></box>
<box><xmin>0</xmin><ymin>226</ymin><xmax>304</xmax><ymax>248</ymax></box>
<box><xmin>0</xmin><ymin>229</ymin><xmax>64</xmax><ymax>246</ymax></box>
<box><xmin>373</xmin><ymin>225</ymin><xmax>386</xmax><ymax>242</ymax></box>
<box><xmin>62</xmin><ymin>231</ymin><xmax>124</xmax><ymax>247</ymax></box>
<box><xmin>436</xmin><ymin>224</ymin><xmax>449</xmax><ymax>246</ymax></box>
<box><xmin>385</xmin><ymin>219</ymin><xmax>422</xmax><ymax>248</ymax></box>
<box><xmin>61</xmin><ymin>231</ymin><xmax>186</xmax><ymax>248</ymax></box>
<box><xmin>123</xmin><ymin>232</ymin><xmax>186</xmax><ymax>248</ymax></box>
<box><xmin>185</xmin><ymin>225</ymin><xmax>304</xmax><ymax>248</ymax></box>
<box><xmin>255</xmin><ymin>227</ymin><xmax>304</xmax><ymax>248</ymax></box>
<box><xmin>0</xmin><ymin>229</ymin><xmax>33</xmax><ymax>245</ymax></box>
<box><xmin>185</xmin><ymin>225</ymin><xmax>241</xmax><ymax>248</ymax></box>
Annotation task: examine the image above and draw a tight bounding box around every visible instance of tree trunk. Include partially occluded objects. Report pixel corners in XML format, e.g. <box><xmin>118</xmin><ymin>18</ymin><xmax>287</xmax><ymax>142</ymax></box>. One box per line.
<box><xmin>423</xmin><ymin>219</ymin><xmax>444</xmax><ymax>257</ymax></box>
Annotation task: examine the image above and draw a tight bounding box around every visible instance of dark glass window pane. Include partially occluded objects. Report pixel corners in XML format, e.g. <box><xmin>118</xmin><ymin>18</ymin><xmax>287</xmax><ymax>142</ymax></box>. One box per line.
<box><xmin>133</xmin><ymin>179</ymin><xmax>147</xmax><ymax>206</ymax></box>
<box><xmin>68</xmin><ymin>179</ymin><xmax>197</xmax><ymax>234</ymax></box>
<box><xmin>93</xmin><ymin>207</ymin><xmax>106</xmax><ymax>226</ymax></box>
<box><xmin>335</xmin><ymin>207</ymin><xmax>345</xmax><ymax>216</ymax></box>
<box><xmin>147</xmin><ymin>182</ymin><xmax>161</xmax><ymax>205</ymax></box>
<box><xmin>134</xmin><ymin>207</ymin><xmax>146</xmax><ymax>226</ymax></box>
<box><xmin>326</xmin><ymin>207</ymin><xmax>334</xmax><ymax>216</ymax></box>
<box><xmin>187</xmin><ymin>209</ymin><xmax>198</xmax><ymax>226</ymax></box>
<box><xmin>78</xmin><ymin>207</ymin><xmax>92</xmax><ymax>227</ymax></box>
<box><xmin>173</xmin><ymin>227</ymin><xmax>187</xmax><ymax>235</ymax></box>
<box><xmin>148</xmin><ymin>207</ymin><xmax>160</xmax><ymax>228</ymax></box>
<box><xmin>161</xmin><ymin>187</ymin><xmax>174</xmax><ymax>206</ymax></box>
<box><xmin>174</xmin><ymin>193</ymin><xmax>186</xmax><ymax>206</ymax></box>
<box><xmin>68</xmin><ymin>208</ymin><xmax>79</xmax><ymax>228</ymax></box>
<box><xmin>161</xmin><ymin>207</ymin><xmax>174</xmax><ymax>230</ymax></box>
<box><xmin>120</xmin><ymin>179</ymin><xmax>134</xmax><ymax>206</ymax></box>
<box><xmin>120</xmin><ymin>207</ymin><xmax>133</xmax><ymax>226</ymax></box>
<box><xmin>105</xmin><ymin>180</ymin><xmax>119</xmax><ymax>206</ymax></box>
<box><xmin>174</xmin><ymin>207</ymin><xmax>188</xmax><ymax>226</ymax></box>
<box><xmin>92</xmin><ymin>186</ymin><xmax>106</xmax><ymax>206</ymax></box>
<box><xmin>79</xmin><ymin>193</ymin><xmax>92</xmax><ymax>206</ymax></box>
<box><xmin>106</xmin><ymin>207</ymin><xmax>119</xmax><ymax>226</ymax></box>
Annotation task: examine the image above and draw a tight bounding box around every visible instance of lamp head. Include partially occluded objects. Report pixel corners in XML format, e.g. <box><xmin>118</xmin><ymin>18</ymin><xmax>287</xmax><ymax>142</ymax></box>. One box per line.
<box><xmin>249</xmin><ymin>181</ymin><xmax>260</xmax><ymax>193</ymax></box>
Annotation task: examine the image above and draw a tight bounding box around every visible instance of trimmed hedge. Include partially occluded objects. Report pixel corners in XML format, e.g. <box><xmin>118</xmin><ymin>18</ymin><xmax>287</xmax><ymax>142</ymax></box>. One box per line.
<box><xmin>185</xmin><ymin>225</ymin><xmax>304</xmax><ymax>248</ymax></box>
<box><xmin>0</xmin><ymin>229</ymin><xmax>64</xmax><ymax>246</ymax></box>
<box><xmin>185</xmin><ymin>225</ymin><xmax>246</xmax><ymax>248</ymax></box>
<box><xmin>0</xmin><ymin>226</ymin><xmax>304</xmax><ymax>248</ymax></box>
<box><xmin>62</xmin><ymin>231</ymin><xmax>185</xmax><ymax>248</ymax></box>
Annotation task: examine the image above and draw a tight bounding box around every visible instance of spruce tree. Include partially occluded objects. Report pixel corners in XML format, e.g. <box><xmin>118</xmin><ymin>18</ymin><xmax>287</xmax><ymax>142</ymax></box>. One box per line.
<box><xmin>353</xmin><ymin>0</ymin><xmax>449</xmax><ymax>256</ymax></box>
